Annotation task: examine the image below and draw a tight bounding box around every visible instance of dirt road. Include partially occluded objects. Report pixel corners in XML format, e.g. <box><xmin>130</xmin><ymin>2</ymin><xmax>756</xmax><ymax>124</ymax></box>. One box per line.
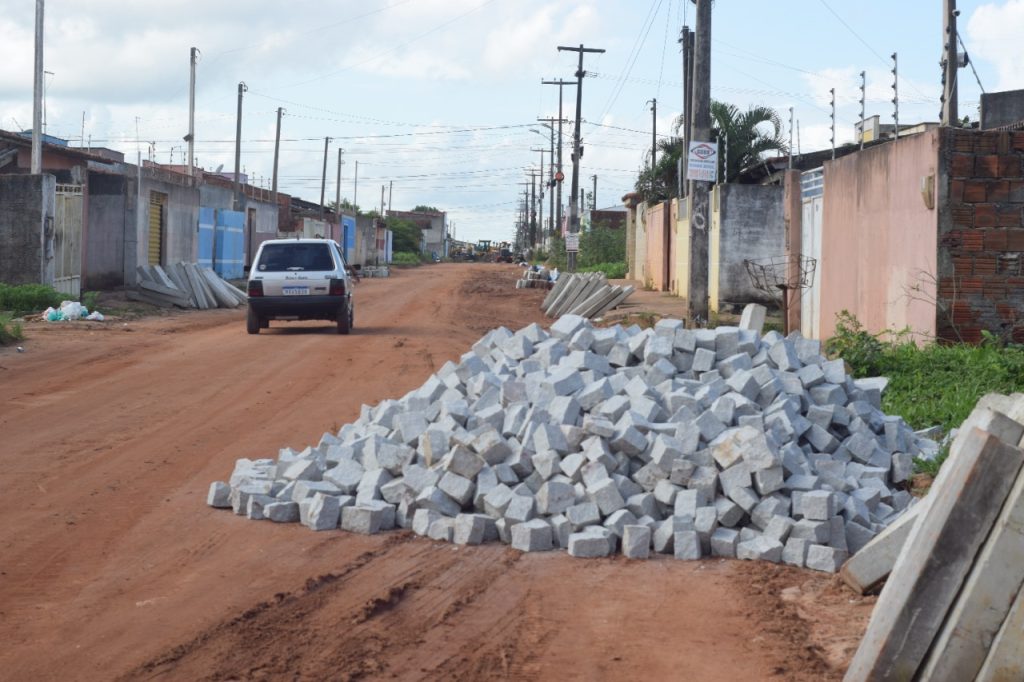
<box><xmin>0</xmin><ymin>264</ymin><xmax>873</xmax><ymax>680</ymax></box>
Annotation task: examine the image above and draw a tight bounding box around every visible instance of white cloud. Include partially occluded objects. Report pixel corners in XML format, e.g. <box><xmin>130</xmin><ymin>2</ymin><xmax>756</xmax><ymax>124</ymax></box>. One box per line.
<box><xmin>968</xmin><ymin>0</ymin><xmax>1024</xmax><ymax>91</ymax></box>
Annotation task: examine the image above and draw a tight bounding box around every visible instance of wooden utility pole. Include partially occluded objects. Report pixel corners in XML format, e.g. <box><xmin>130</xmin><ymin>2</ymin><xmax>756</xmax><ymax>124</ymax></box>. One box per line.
<box><xmin>941</xmin><ymin>0</ymin><xmax>958</xmax><ymax>126</ymax></box>
<box><xmin>556</xmin><ymin>44</ymin><xmax>605</xmax><ymax>272</ymax></box>
<box><xmin>688</xmin><ymin>0</ymin><xmax>711</xmax><ymax>322</ymax></box>
<box><xmin>541</xmin><ymin>81</ymin><xmax>575</xmax><ymax>239</ymax></box>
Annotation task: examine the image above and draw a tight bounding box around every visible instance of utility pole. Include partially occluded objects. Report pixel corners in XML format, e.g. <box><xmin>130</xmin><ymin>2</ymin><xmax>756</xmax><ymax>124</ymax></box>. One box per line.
<box><xmin>682</xmin><ymin>26</ymin><xmax>695</xmax><ymax>197</ymax></box>
<box><xmin>892</xmin><ymin>52</ymin><xmax>900</xmax><ymax>139</ymax></box>
<box><xmin>271</xmin><ymin>107</ymin><xmax>283</xmax><ymax>211</ymax></box>
<box><xmin>537</xmin><ymin>117</ymin><xmax>563</xmax><ymax>237</ymax></box>
<box><xmin>388</xmin><ymin>180</ymin><xmax>393</xmax><ymax>213</ymax></box>
<box><xmin>541</xmin><ymin>80</ymin><xmax>575</xmax><ymax>239</ymax></box>
<box><xmin>319</xmin><ymin>136</ymin><xmax>331</xmax><ymax>219</ymax></box>
<box><xmin>556</xmin><ymin>44</ymin><xmax>605</xmax><ymax>272</ymax></box>
<box><xmin>648</xmin><ymin>98</ymin><xmax>657</xmax><ymax>192</ymax></box>
<box><xmin>829</xmin><ymin>88</ymin><xmax>836</xmax><ymax>160</ymax></box>
<box><xmin>788</xmin><ymin>106</ymin><xmax>794</xmax><ymax>169</ymax></box>
<box><xmin>353</xmin><ymin>160</ymin><xmax>359</xmax><ymax>214</ymax></box>
<box><xmin>530</xmin><ymin>170</ymin><xmax>538</xmax><ymax>248</ymax></box>
<box><xmin>688</xmin><ymin>0</ymin><xmax>711</xmax><ymax>322</ymax></box>
<box><xmin>941</xmin><ymin>0</ymin><xmax>959</xmax><ymax>126</ymax></box>
<box><xmin>342</xmin><ymin>146</ymin><xmax>350</xmax><ymax>219</ymax></box>
<box><xmin>233</xmin><ymin>81</ymin><xmax>247</xmax><ymax>211</ymax></box>
<box><xmin>859</xmin><ymin>71</ymin><xmax>866</xmax><ymax>150</ymax></box>
<box><xmin>591</xmin><ymin>174</ymin><xmax>597</xmax><ymax>210</ymax></box>
<box><xmin>531</xmin><ymin>148</ymin><xmax>548</xmax><ymax>245</ymax></box>
<box><xmin>31</xmin><ymin>0</ymin><xmax>44</xmax><ymax>174</ymax></box>
<box><xmin>187</xmin><ymin>47</ymin><xmax>198</xmax><ymax>177</ymax></box>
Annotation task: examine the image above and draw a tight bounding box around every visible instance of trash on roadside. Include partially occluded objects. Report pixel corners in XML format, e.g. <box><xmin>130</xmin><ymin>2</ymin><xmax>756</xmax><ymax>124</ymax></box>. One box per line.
<box><xmin>43</xmin><ymin>300</ymin><xmax>99</xmax><ymax>322</ymax></box>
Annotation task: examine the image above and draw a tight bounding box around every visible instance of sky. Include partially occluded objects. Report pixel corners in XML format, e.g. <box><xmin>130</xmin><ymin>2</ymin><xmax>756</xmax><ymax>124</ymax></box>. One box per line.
<box><xmin>1</xmin><ymin>0</ymin><xmax>1022</xmax><ymax>244</ymax></box>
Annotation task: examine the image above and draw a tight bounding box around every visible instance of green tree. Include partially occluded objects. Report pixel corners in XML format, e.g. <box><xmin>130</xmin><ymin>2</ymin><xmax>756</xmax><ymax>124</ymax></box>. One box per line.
<box><xmin>412</xmin><ymin>205</ymin><xmax>441</xmax><ymax>213</ymax></box>
<box><xmin>387</xmin><ymin>217</ymin><xmax>422</xmax><ymax>253</ymax></box>
<box><xmin>579</xmin><ymin>221</ymin><xmax>626</xmax><ymax>268</ymax></box>
<box><xmin>710</xmin><ymin>101</ymin><xmax>788</xmax><ymax>182</ymax></box>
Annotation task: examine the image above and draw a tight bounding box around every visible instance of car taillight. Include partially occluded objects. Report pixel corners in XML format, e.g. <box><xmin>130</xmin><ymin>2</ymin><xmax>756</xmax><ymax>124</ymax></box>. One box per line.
<box><xmin>248</xmin><ymin>280</ymin><xmax>264</xmax><ymax>297</ymax></box>
<box><xmin>329</xmin><ymin>278</ymin><xmax>346</xmax><ymax>296</ymax></box>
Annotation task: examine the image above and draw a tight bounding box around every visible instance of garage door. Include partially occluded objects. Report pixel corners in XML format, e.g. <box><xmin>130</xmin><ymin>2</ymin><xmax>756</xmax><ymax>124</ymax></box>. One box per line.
<box><xmin>148</xmin><ymin>191</ymin><xmax>166</xmax><ymax>265</ymax></box>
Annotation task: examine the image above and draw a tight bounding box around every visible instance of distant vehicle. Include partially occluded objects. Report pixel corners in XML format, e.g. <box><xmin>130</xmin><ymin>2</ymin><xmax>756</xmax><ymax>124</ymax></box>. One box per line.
<box><xmin>245</xmin><ymin>238</ymin><xmax>355</xmax><ymax>335</ymax></box>
<box><xmin>498</xmin><ymin>248</ymin><xmax>514</xmax><ymax>263</ymax></box>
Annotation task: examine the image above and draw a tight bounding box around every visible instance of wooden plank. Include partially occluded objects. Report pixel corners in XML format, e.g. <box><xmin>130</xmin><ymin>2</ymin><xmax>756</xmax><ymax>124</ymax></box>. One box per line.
<box><xmin>844</xmin><ymin>427</ymin><xmax>1024</xmax><ymax>682</ymax></box>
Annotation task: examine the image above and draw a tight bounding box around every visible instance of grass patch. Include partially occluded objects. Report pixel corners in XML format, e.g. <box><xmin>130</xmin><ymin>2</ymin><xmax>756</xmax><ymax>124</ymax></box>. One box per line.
<box><xmin>824</xmin><ymin>311</ymin><xmax>1024</xmax><ymax>475</ymax></box>
<box><xmin>0</xmin><ymin>314</ymin><xmax>23</xmax><ymax>345</ymax></box>
<box><xmin>0</xmin><ymin>283</ymin><xmax>64</xmax><ymax>315</ymax></box>
<box><xmin>391</xmin><ymin>252</ymin><xmax>424</xmax><ymax>266</ymax></box>
<box><xmin>578</xmin><ymin>262</ymin><xmax>628</xmax><ymax>279</ymax></box>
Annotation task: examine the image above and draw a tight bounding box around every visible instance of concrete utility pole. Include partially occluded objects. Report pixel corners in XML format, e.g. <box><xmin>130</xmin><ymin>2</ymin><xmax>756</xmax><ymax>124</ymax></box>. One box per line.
<box><xmin>556</xmin><ymin>44</ymin><xmax>605</xmax><ymax>273</ymax></box>
<box><xmin>187</xmin><ymin>47</ymin><xmax>198</xmax><ymax>177</ymax></box>
<box><xmin>648</xmin><ymin>98</ymin><xmax>657</xmax><ymax>191</ymax></box>
<box><xmin>892</xmin><ymin>52</ymin><xmax>900</xmax><ymax>139</ymax></box>
<box><xmin>681</xmin><ymin>26</ymin><xmax>695</xmax><ymax>197</ymax></box>
<box><xmin>531</xmin><ymin>148</ymin><xmax>548</xmax><ymax>244</ymax></box>
<box><xmin>233</xmin><ymin>81</ymin><xmax>247</xmax><ymax>211</ymax></box>
<box><xmin>530</xmin><ymin>170</ymin><xmax>538</xmax><ymax>247</ymax></box>
<box><xmin>388</xmin><ymin>180</ymin><xmax>393</xmax><ymax>213</ymax></box>
<box><xmin>342</xmin><ymin>146</ymin><xmax>350</xmax><ymax>220</ymax></box>
<box><xmin>537</xmin><ymin>117</ymin><xmax>562</xmax><ymax>237</ymax></box>
<box><xmin>541</xmin><ymin>80</ymin><xmax>575</xmax><ymax>238</ymax></box>
<box><xmin>271</xmin><ymin>107</ymin><xmax>283</xmax><ymax>210</ymax></box>
<box><xmin>788</xmin><ymin>107</ymin><xmax>794</xmax><ymax>169</ymax></box>
<box><xmin>941</xmin><ymin>0</ymin><xmax>959</xmax><ymax>126</ymax></box>
<box><xmin>591</xmin><ymin>174</ymin><xmax>597</xmax><ymax>210</ymax></box>
<box><xmin>353</xmin><ymin>160</ymin><xmax>359</xmax><ymax>214</ymax></box>
<box><xmin>688</xmin><ymin>0</ymin><xmax>711</xmax><ymax>322</ymax></box>
<box><xmin>319</xmin><ymin>136</ymin><xmax>331</xmax><ymax>219</ymax></box>
<box><xmin>31</xmin><ymin>0</ymin><xmax>44</xmax><ymax>174</ymax></box>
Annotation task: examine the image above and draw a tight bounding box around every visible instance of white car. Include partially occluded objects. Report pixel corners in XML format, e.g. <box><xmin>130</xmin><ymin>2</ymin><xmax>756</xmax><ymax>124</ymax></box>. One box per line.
<box><xmin>245</xmin><ymin>238</ymin><xmax>355</xmax><ymax>335</ymax></box>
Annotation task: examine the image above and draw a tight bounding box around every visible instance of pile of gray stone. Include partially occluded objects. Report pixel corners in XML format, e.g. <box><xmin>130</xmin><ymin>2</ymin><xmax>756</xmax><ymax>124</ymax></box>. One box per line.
<box><xmin>208</xmin><ymin>314</ymin><xmax>935</xmax><ymax>573</ymax></box>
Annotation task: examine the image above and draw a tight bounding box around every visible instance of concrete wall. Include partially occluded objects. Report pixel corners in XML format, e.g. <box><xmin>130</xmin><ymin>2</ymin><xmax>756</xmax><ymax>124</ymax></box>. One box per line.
<box><xmin>674</xmin><ymin>196</ymin><xmax>692</xmax><ymax>301</ymax></box>
<box><xmin>980</xmin><ymin>89</ymin><xmax>1024</xmax><ymax>130</ymax></box>
<box><xmin>643</xmin><ymin>202</ymin><xmax>669</xmax><ymax>290</ymax></box>
<box><xmin>937</xmin><ymin>128</ymin><xmax>1024</xmax><ymax>343</ymax></box>
<box><xmin>710</xmin><ymin>184</ymin><xmax>785</xmax><ymax>311</ymax></box>
<box><xmin>85</xmin><ymin>172</ymin><xmax>131</xmax><ymax>288</ymax></box>
<box><xmin>818</xmin><ymin>129</ymin><xmax>939</xmax><ymax>341</ymax></box>
<box><xmin>0</xmin><ymin>174</ymin><xmax>55</xmax><ymax>286</ymax></box>
<box><xmin>138</xmin><ymin>168</ymin><xmax>199</xmax><ymax>267</ymax></box>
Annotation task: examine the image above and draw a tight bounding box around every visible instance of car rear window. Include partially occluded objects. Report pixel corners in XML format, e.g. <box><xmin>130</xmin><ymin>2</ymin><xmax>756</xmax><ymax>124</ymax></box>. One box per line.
<box><xmin>256</xmin><ymin>243</ymin><xmax>335</xmax><ymax>272</ymax></box>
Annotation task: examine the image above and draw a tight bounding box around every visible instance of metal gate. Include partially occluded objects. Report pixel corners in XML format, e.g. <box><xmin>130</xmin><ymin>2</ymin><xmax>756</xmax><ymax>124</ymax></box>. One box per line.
<box><xmin>54</xmin><ymin>184</ymin><xmax>83</xmax><ymax>298</ymax></box>
<box><xmin>148</xmin><ymin>191</ymin><xmax>167</xmax><ymax>265</ymax></box>
<box><xmin>800</xmin><ymin>168</ymin><xmax>824</xmax><ymax>338</ymax></box>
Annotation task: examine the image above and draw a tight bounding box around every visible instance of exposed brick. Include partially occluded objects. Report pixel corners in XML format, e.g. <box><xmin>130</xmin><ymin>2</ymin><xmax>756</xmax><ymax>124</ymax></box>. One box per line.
<box><xmin>951</xmin><ymin>154</ymin><xmax>975</xmax><ymax>177</ymax></box>
<box><xmin>989</xmin><ymin>181</ymin><xmax>1011</xmax><ymax>203</ymax></box>
<box><xmin>976</xmin><ymin>135</ymin><xmax>999</xmax><ymax>154</ymax></box>
<box><xmin>998</xmin><ymin>255</ymin><xmax>1023</xmax><ymax>276</ymax></box>
<box><xmin>1013</xmin><ymin>327</ymin><xmax>1024</xmax><ymax>344</ymax></box>
<box><xmin>952</xmin><ymin>256</ymin><xmax>973</xmax><ymax>274</ymax></box>
<box><xmin>1008</xmin><ymin>230</ymin><xmax>1024</xmax><ymax>251</ymax></box>
<box><xmin>999</xmin><ymin>156</ymin><xmax>1024</xmax><ymax>178</ymax></box>
<box><xmin>963</xmin><ymin>232</ymin><xmax>985</xmax><ymax>252</ymax></box>
<box><xmin>1011</xmin><ymin>181</ymin><xmax>1024</xmax><ymax>203</ymax></box>
<box><xmin>984</xmin><ymin>230</ymin><xmax>1009</xmax><ymax>250</ymax></box>
<box><xmin>975</xmin><ymin>204</ymin><xmax>997</xmax><ymax>227</ymax></box>
<box><xmin>940</xmin><ymin>231</ymin><xmax>964</xmax><ymax>249</ymax></box>
<box><xmin>996</xmin><ymin>304</ymin><xmax>1019</xmax><ymax>321</ymax></box>
<box><xmin>1013</xmin><ymin>132</ymin><xmax>1024</xmax><ymax>152</ymax></box>
<box><xmin>960</xmin><ymin>328</ymin><xmax>983</xmax><ymax>344</ymax></box>
<box><xmin>953</xmin><ymin>132</ymin><xmax>975</xmax><ymax>153</ymax></box>
<box><xmin>950</xmin><ymin>179</ymin><xmax>965</xmax><ymax>202</ymax></box>
<box><xmin>997</xmin><ymin>206</ymin><xmax>1023</xmax><ymax>227</ymax></box>
<box><xmin>976</xmin><ymin>155</ymin><xmax>1000</xmax><ymax>177</ymax></box>
<box><xmin>963</xmin><ymin>181</ymin><xmax>988</xmax><ymax>203</ymax></box>
<box><xmin>974</xmin><ymin>257</ymin><xmax>998</xmax><ymax>275</ymax></box>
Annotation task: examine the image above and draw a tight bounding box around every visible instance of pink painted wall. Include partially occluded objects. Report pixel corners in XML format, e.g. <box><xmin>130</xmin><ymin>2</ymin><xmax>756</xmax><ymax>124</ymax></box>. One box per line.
<box><xmin>818</xmin><ymin>129</ymin><xmax>939</xmax><ymax>341</ymax></box>
<box><xmin>644</xmin><ymin>202</ymin><xmax>666</xmax><ymax>291</ymax></box>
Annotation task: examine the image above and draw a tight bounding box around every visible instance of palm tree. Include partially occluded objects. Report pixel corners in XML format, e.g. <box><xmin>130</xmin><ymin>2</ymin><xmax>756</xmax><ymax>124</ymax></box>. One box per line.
<box><xmin>709</xmin><ymin>101</ymin><xmax>788</xmax><ymax>182</ymax></box>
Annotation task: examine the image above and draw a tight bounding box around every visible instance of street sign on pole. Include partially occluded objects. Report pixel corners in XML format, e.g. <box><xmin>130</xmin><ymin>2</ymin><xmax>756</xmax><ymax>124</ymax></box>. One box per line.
<box><xmin>565</xmin><ymin>233</ymin><xmax>579</xmax><ymax>252</ymax></box>
<box><xmin>686</xmin><ymin>140</ymin><xmax>718</xmax><ymax>182</ymax></box>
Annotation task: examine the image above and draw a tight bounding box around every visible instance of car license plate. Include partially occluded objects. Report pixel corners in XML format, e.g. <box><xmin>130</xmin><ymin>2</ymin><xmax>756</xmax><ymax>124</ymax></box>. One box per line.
<box><xmin>282</xmin><ymin>286</ymin><xmax>309</xmax><ymax>296</ymax></box>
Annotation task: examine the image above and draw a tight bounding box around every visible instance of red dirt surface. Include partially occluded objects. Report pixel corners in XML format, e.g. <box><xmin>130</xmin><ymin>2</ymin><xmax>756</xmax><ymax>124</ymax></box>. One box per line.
<box><xmin>0</xmin><ymin>263</ymin><xmax>873</xmax><ymax>681</ymax></box>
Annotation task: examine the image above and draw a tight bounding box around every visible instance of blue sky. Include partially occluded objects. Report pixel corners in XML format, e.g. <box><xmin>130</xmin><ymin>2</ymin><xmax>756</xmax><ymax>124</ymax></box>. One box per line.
<box><xmin>1</xmin><ymin>0</ymin><xmax>1020</xmax><ymax>243</ymax></box>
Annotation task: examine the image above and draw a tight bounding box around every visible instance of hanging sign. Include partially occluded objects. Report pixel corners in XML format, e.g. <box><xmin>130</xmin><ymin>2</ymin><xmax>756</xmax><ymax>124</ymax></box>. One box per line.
<box><xmin>686</xmin><ymin>141</ymin><xmax>718</xmax><ymax>182</ymax></box>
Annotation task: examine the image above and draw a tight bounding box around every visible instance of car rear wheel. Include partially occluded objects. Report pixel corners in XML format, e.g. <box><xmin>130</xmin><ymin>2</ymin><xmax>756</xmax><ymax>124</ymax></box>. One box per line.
<box><xmin>246</xmin><ymin>307</ymin><xmax>260</xmax><ymax>335</ymax></box>
<box><xmin>336</xmin><ymin>305</ymin><xmax>351</xmax><ymax>335</ymax></box>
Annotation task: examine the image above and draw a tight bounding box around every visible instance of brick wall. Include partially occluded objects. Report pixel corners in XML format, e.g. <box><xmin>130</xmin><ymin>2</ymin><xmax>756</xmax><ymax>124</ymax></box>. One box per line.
<box><xmin>938</xmin><ymin>129</ymin><xmax>1024</xmax><ymax>343</ymax></box>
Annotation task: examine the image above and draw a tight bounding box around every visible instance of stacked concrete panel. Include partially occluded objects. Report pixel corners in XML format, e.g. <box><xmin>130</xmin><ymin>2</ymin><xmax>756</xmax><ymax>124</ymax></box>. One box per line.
<box><xmin>844</xmin><ymin>395</ymin><xmax>1024</xmax><ymax>682</ymax></box>
<box><xmin>130</xmin><ymin>263</ymin><xmax>246</xmax><ymax>309</ymax></box>
<box><xmin>210</xmin><ymin>315</ymin><xmax>937</xmax><ymax>573</ymax></box>
<box><xmin>541</xmin><ymin>273</ymin><xmax>634</xmax><ymax>319</ymax></box>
